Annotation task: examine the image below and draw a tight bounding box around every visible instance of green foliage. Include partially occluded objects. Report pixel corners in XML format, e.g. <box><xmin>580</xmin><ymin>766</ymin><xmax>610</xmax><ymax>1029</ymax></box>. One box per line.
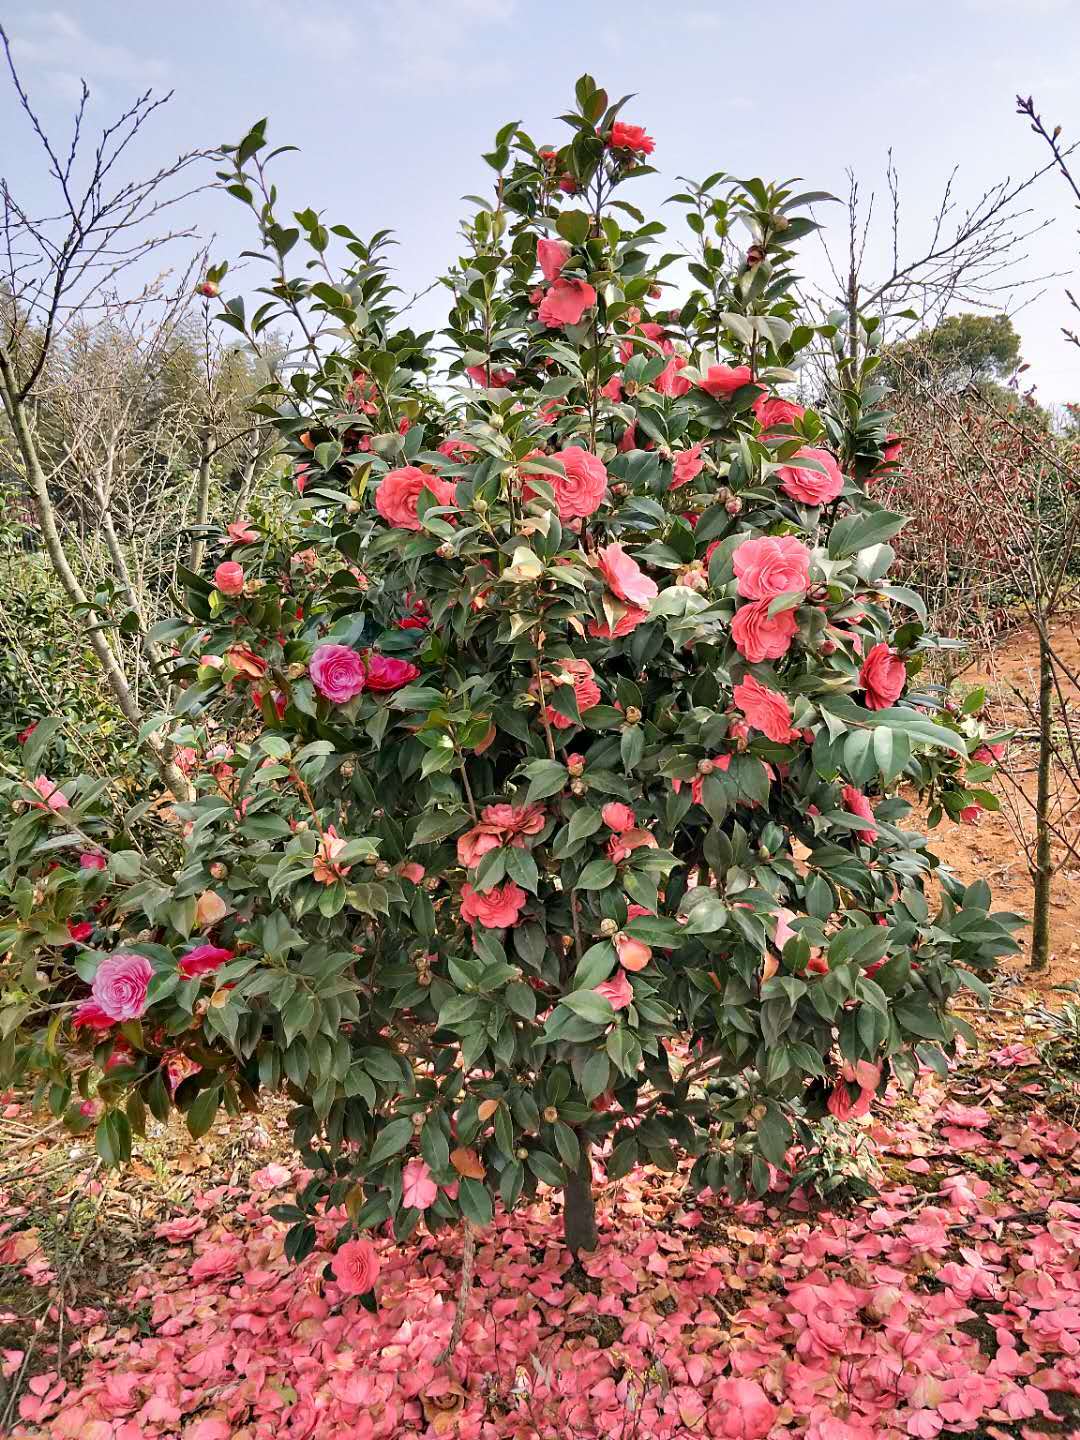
<box><xmin>0</xmin><ymin>78</ymin><xmax>1021</xmax><ymax>1261</ymax></box>
<box><xmin>885</xmin><ymin>312</ymin><xmax>1022</xmax><ymax>390</ymax></box>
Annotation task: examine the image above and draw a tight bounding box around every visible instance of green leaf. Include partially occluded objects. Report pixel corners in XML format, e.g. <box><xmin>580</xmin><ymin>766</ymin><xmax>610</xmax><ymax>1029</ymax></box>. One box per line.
<box><xmin>186</xmin><ymin>1085</ymin><xmax>221</xmax><ymax>1140</ymax></box>
<box><xmin>562</xmin><ymin>989</ymin><xmax>615</xmax><ymax>1024</ymax></box>
<box><xmin>367</xmin><ymin>1117</ymin><xmax>413</xmax><ymax>1169</ymax></box>
<box><xmin>575</xmin><ymin>859</ymin><xmax>616</xmax><ymax>891</ymax></box>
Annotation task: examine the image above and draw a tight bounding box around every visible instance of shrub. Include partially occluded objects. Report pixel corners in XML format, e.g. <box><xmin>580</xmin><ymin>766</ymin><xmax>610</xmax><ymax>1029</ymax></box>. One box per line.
<box><xmin>1</xmin><ymin>77</ymin><xmax>1019</xmax><ymax>1271</ymax></box>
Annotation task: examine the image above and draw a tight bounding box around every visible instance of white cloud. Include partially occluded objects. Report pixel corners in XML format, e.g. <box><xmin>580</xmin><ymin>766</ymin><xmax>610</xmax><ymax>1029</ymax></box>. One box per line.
<box><xmin>8</xmin><ymin>9</ymin><xmax>169</xmax><ymax>95</ymax></box>
<box><xmin>249</xmin><ymin>0</ymin><xmax>516</xmax><ymax>95</ymax></box>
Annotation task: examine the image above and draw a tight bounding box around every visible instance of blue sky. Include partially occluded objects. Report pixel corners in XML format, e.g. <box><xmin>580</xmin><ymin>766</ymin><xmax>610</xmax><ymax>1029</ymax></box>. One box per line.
<box><xmin>3</xmin><ymin>1</ymin><xmax>1080</xmax><ymax>399</ymax></box>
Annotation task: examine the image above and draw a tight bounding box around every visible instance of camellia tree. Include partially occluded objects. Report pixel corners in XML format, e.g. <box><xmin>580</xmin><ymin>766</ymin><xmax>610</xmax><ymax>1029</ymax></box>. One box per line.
<box><xmin>2</xmin><ymin>78</ymin><xmax>1018</xmax><ymax>1279</ymax></box>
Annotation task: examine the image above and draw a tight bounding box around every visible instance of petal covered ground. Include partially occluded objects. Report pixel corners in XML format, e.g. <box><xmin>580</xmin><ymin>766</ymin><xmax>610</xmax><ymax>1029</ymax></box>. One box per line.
<box><xmin>2</xmin><ymin>1047</ymin><xmax>1079</xmax><ymax>1440</ymax></box>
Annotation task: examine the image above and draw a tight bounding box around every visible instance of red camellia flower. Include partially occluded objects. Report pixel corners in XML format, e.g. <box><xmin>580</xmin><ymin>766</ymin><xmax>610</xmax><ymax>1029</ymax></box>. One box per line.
<box><xmin>776</xmin><ymin>447</ymin><xmax>845</xmax><ymax>506</ymax></box>
<box><xmin>363</xmin><ymin>653</ymin><xmax>420</xmax><ymax>692</ymax></box>
<box><xmin>524</xmin><ymin>448</ymin><xmax>608</xmax><ymax>520</ymax></box>
<box><xmin>752</xmin><ymin>394</ymin><xmax>806</xmax><ymax>433</ymax></box>
<box><xmin>72</xmin><ymin>999</ymin><xmax>114</xmax><ymax>1031</ymax></box>
<box><xmin>859</xmin><ymin>642</ymin><xmax>906</xmax><ymax>710</ymax></box>
<box><xmin>654</xmin><ymin>353</ymin><xmax>691</xmax><ymax>397</ymax></box>
<box><xmin>460</xmin><ymin>880</ymin><xmax>527</xmax><ymax>929</ymax></box>
<box><xmin>213</xmin><ymin>561</ymin><xmax>245</xmax><ymax>596</ymax></box>
<box><xmin>602</xmin><ymin>802</ymin><xmax>636</xmax><ymax>833</ymax></box>
<box><xmin>733</xmin><ymin>535</ymin><xmax>812</xmax><ymax>599</ymax></box>
<box><xmin>596</xmin><ymin>543</ymin><xmax>658</xmax><ymax>607</ymax></box>
<box><xmin>80</xmin><ymin>851</ymin><xmax>107</xmax><ymax>870</ymax></box>
<box><xmin>179</xmin><ymin>944</ymin><xmax>236</xmax><ymax>979</ymax></box>
<box><xmin>375</xmin><ymin>467</ymin><xmax>457</xmax><ymax>531</ymax></box>
<box><xmin>66</xmin><ymin>920</ymin><xmax>94</xmax><ymax>944</ymax></box>
<box><xmin>331</xmin><ymin>1237</ymin><xmax>380</xmax><ymax>1295</ymax></box>
<box><xmin>841</xmin><ymin>784</ymin><xmax>877</xmax><ymax>842</ymax></box>
<box><xmin>595</xmin><ymin>969</ymin><xmax>634</xmax><ymax>1011</ymax></box>
<box><xmin>227</xmin><ymin>520</ymin><xmax>258</xmax><ymax>545</ymax></box>
<box><xmin>91</xmin><ymin>952</ymin><xmax>154</xmax><ymax>1022</ymax></box>
<box><xmin>537</xmin><ymin>278</ymin><xmax>596</xmax><ymax>329</ymax></box>
<box><xmin>587</xmin><ymin>605</ymin><xmax>650</xmax><ymax>638</ymax></box>
<box><xmin>607</xmin><ymin>121</ymin><xmax>655</xmax><ymax>156</ymax></box>
<box><xmin>698</xmin><ymin>363</ymin><xmax>755</xmax><ymax>399</ymax></box>
<box><xmin>731</xmin><ymin>598</ymin><xmax>799</xmax><ymax>663</ymax></box>
<box><xmin>465</xmin><ymin>363</ymin><xmax>514</xmax><ymax>387</ymax></box>
<box><xmin>16</xmin><ymin>721</ymin><xmax>37</xmax><ymax>745</ymax></box>
<box><xmin>536</xmin><ymin>657</ymin><xmax>601</xmax><ymax>730</ymax></box>
<box><xmin>310</xmin><ymin>644</ymin><xmax>366</xmax><ymax>704</ymax></box>
<box><xmin>537</xmin><ymin>236</ymin><xmax>571</xmax><ymax>281</ymax></box>
<box><xmin>732</xmin><ymin>675</ymin><xmax>795</xmax><ymax>743</ymax></box>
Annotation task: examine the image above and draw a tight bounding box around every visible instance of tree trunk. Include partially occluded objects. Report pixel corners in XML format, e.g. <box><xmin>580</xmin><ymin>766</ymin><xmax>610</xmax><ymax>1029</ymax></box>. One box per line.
<box><xmin>563</xmin><ymin>1142</ymin><xmax>598</xmax><ymax>1255</ymax></box>
<box><xmin>1031</xmin><ymin>626</ymin><xmax>1054</xmax><ymax>970</ymax></box>
<box><xmin>0</xmin><ymin>347</ymin><xmax>194</xmax><ymax>803</ymax></box>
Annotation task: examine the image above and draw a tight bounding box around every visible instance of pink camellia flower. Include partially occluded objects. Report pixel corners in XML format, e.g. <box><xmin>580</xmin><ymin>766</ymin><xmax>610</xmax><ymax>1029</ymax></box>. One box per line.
<box><xmin>614</xmin><ymin>932</ymin><xmax>651</xmax><ymax>972</ymax></box>
<box><xmin>480</xmin><ymin>802</ymin><xmax>546</xmax><ymax>838</ymax></box>
<box><xmin>537</xmin><ymin>278</ymin><xmax>596</xmax><ymax>329</ymax></box>
<box><xmin>841</xmin><ymin>784</ymin><xmax>877</xmax><ymax>843</ymax></box>
<box><xmin>859</xmin><ymin>642</ymin><xmax>906</xmax><ymax>710</ymax></box>
<box><xmin>733</xmin><ymin>675</ymin><xmax>795</xmax><ymax>744</ymax></box>
<box><xmin>72</xmin><ymin>999</ymin><xmax>114</xmax><ymax>1031</ymax></box>
<box><xmin>587</xmin><ymin>605</ymin><xmax>650</xmax><ymax>638</ymax></box>
<box><xmin>654</xmin><ymin>354</ymin><xmax>691</xmax><ymax>397</ymax></box>
<box><xmin>608</xmin><ymin>827</ymin><xmax>658</xmax><ymax>864</ymax></box>
<box><xmin>225</xmin><ymin>645</ymin><xmax>267</xmax><ymax>679</ymax></box>
<box><xmin>227</xmin><ymin>520</ymin><xmax>258</xmax><ymax>545</ymax></box>
<box><xmin>959</xmin><ymin>803</ymin><xmax>982</xmax><ymax>824</ymax></box>
<box><xmin>66</xmin><ymin>920</ymin><xmax>94</xmax><ymax>944</ymax></box>
<box><xmin>80</xmin><ymin>851</ymin><xmax>107</xmax><ymax>870</ymax></box>
<box><xmin>460</xmin><ymin>880</ymin><xmax>527</xmax><ymax>929</ymax></box>
<box><xmin>375</xmin><ymin>466</ymin><xmax>457</xmax><ymax>531</ymax></box>
<box><xmin>698</xmin><ymin>363</ymin><xmax>754</xmax><ymax>399</ymax></box>
<box><xmin>179</xmin><ymin>945</ymin><xmax>235</xmax><ymax>979</ymax></box>
<box><xmin>597</xmin><ymin>542</ymin><xmax>658</xmax><ymax>607</ymax></box>
<box><xmin>731</xmin><ymin>598</ymin><xmax>799</xmax><ymax>663</ymax></box>
<box><xmin>457</xmin><ymin>824</ymin><xmax>503</xmax><ymax>869</ymax></box>
<box><xmin>752</xmin><ymin>393</ymin><xmax>806</xmax><ymax>433</ymax></box>
<box><xmin>213</xmin><ymin>561</ymin><xmax>245</xmax><ymax>596</ymax></box>
<box><xmin>828</xmin><ymin>1080</ymin><xmax>873</xmax><ymax>1121</ymax></box>
<box><xmin>194</xmin><ymin>889</ymin><xmax>229</xmax><ymax>929</ymax></box>
<box><xmin>331</xmin><ymin>1237</ymin><xmax>380</xmax><ymax>1296</ymax></box>
<box><xmin>401</xmin><ymin>1158</ymin><xmax>438</xmax><ymax>1211</ymax></box>
<box><xmin>465</xmin><ymin>362</ymin><xmax>514</xmax><ymax>388</ymax></box>
<box><xmin>776</xmin><ymin>446</ymin><xmax>845</xmax><ymax>505</ymax></box>
<box><xmin>973</xmin><ymin>741</ymin><xmax>1005</xmax><ymax>764</ymax></box>
<box><xmin>310</xmin><ymin>643</ymin><xmax>366</xmax><ymax>704</ymax></box>
<box><xmin>618</xmin><ymin>320</ymin><xmax>668</xmax><ymax>364</ymax></box>
<box><xmin>607</xmin><ymin>121</ymin><xmax>654</xmax><ymax>156</ymax></box>
<box><xmin>536</xmin><ymin>658</ymin><xmax>602</xmax><ymax>729</ymax></box>
<box><xmin>733</xmin><ymin>535</ymin><xmax>811</xmax><ymax>599</ymax></box>
<box><xmin>595</xmin><ymin>970</ymin><xmax>634</xmax><ymax>1012</ymax></box>
<box><xmin>537</xmin><ymin>236</ymin><xmax>571</xmax><ymax>281</ymax></box>
<box><xmin>398</xmin><ymin>862</ymin><xmax>426</xmax><ymax>884</ymax></box>
<box><xmin>313</xmin><ymin>826</ymin><xmax>351</xmax><ymax>885</ymax></box>
<box><xmin>602</xmin><ymin>802</ymin><xmax>636</xmax><ymax>833</ymax></box>
<box><xmin>364</xmin><ymin>653</ymin><xmax>420</xmax><ymax>692</ymax></box>
<box><xmin>526</xmin><ymin>448</ymin><xmax>608</xmax><ymax>520</ymax></box>
<box><xmin>437</xmin><ymin>437</ymin><xmax>478</xmax><ymax>461</ymax></box>
<box><xmin>91</xmin><ymin>952</ymin><xmax>154</xmax><ymax>1022</ymax></box>
<box><xmin>30</xmin><ymin>775</ymin><xmax>66</xmax><ymax>812</ymax></box>
<box><xmin>671</xmin><ymin>443</ymin><xmax>704</xmax><ymax>489</ymax></box>
<box><xmin>600</xmin><ymin>374</ymin><xmax>623</xmax><ymax>402</ymax></box>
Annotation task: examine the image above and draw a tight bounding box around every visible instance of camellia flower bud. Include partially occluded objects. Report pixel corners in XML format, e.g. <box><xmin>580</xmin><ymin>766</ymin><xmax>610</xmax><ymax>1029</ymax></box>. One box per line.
<box><xmin>697</xmin><ymin>758</ymin><xmax>715</xmax><ymax>775</ymax></box>
<box><xmin>820</xmin><ymin>638</ymin><xmax>837</xmax><ymax>656</ymax></box>
<box><xmin>345</xmin><ymin>498</ymin><xmax>361</xmax><ymax>513</ymax></box>
<box><xmin>725</xmin><ymin>497</ymin><xmax>743</xmax><ymax>515</ymax></box>
<box><xmin>751</xmin><ymin>1102</ymin><xmax>768</xmax><ymax>1122</ymax></box>
<box><xmin>209</xmin><ymin>861</ymin><xmax>229</xmax><ymax>881</ymax></box>
<box><xmin>374</xmin><ymin>861</ymin><xmax>392</xmax><ymax>879</ymax></box>
<box><xmin>516</xmin><ymin>1147</ymin><xmax>530</xmax><ymax>1160</ymax></box>
<box><xmin>196</xmin><ymin>280</ymin><xmax>219</xmax><ymax>298</ymax></box>
<box><xmin>624</xmin><ymin>706</ymin><xmax>642</xmax><ymax>725</ymax></box>
<box><xmin>437</xmin><ymin>542</ymin><xmax>454</xmax><ymax>559</ymax></box>
<box><xmin>599</xmin><ymin>917</ymin><xmax>618</xmax><ymax>937</ymax></box>
<box><xmin>567</xmin><ymin>754</ymin><xmax>585</xmax><ymax>776</ymax></box>
<box><xmin>542</xmin><ymin>1105</ymin><xmax>559</xmax><ymax>1124</ymax></box>
<box><xmin>570</xmin><ymin>777</ymin><xmax>587</xmax><ymax>797</ymax></box>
